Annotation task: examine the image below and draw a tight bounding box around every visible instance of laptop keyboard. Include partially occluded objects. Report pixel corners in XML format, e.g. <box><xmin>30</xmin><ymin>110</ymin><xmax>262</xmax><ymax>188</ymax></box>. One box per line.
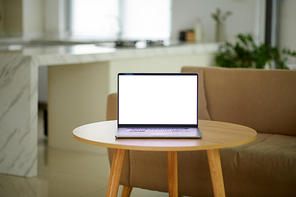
<box><xmin>126</xmin><ymin>128</ymin><xmax>190</xmax><ymax>132</ymax></box>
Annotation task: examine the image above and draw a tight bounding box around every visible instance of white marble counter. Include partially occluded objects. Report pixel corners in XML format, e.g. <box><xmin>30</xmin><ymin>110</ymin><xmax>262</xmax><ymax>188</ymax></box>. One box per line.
<box><xmin>0</xmin><ymin>42</ymin><xmax>218</xmax><ymax>177</ymax></box>
<box><xmin>4</xmin><ymin>42</ymin><xmax>218</xmax><ymax>66</ymax></box>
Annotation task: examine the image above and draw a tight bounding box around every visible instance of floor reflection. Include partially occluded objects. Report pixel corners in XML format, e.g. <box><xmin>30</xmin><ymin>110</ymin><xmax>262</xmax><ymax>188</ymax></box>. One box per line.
<box><xmin>0</xmin><ymin>110</ymin><xmax>169</xmax><ymax>197</ymax></box>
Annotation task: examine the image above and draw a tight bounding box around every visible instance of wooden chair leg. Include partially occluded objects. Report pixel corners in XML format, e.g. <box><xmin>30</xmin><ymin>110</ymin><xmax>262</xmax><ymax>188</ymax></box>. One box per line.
<box><xmin>121</xmin><ymin>186</ymin><xmax>133</xmax><ymax>197</ymax></box>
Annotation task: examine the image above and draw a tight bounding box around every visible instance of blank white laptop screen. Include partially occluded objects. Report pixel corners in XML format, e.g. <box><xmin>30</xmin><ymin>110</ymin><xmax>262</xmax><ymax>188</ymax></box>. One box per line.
<box><xmin>118</xmin><ymin>74</ymin><xmax>198</xmax><ymax>125</ymax></box>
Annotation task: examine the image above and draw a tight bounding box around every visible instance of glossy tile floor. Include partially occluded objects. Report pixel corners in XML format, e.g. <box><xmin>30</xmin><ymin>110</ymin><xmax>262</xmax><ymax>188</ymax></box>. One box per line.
<box><xmin>0</xmin><ymin>110</ymin><xmax>169</xmax><ymax>197</ymax></box>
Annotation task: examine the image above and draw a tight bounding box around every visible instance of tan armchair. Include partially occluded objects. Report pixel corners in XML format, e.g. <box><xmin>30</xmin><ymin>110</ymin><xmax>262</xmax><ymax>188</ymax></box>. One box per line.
<box><xmin>106</xmin><ymin>67</ymin><xmax>296</xmax><ymax>197</ymax></box>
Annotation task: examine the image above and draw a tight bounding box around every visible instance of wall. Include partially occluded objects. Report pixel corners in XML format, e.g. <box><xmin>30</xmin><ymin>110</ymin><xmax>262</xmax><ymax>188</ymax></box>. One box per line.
<box><xmin>47</xmin><ymin>62</ymin><xmax>110</xmax><ymax>154</ymax></box>
<box><xmin>0</xmin><ymin>0</ymin><xmax>23</xmax><ymax>37</ymax></box>
<box><xmin>0</xmin><ymin>0</ymin><xmax>3</xmax><ymax>33</ymax></box>
<box><xmin>0</xmin><ymin>0</ymin><xmax>44</xmax><ymax>38</ymax></box>
<box><xmin>171</xmin><ymin>0</ymin><xmax>265</xmax><ymax>43</ymax></box>
<box><xmin>278</xmin><ymin>0</ymin><xmax>296</xmax><ymax>65</ymax></box>
<box><xmin>1</xmin><ymin>0</ymin><xmax>265</xmax><ymax>41</ymax></box>
<box><xmin>22</xmin><ymin>0</ymin><xmax>44</xmax><ymax>38</ymax></box>
<box><xmin>44</xmin><ymin>0</ymin><xmax>66</xmax><ymax>37</ymax></box>
<box><xmin>38</xmin><ymin>66</ymin><xmax>47</xmax><ymax>103</ymax></box>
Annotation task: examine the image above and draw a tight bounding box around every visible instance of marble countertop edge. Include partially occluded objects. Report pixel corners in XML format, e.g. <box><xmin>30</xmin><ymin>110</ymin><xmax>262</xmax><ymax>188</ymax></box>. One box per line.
<box><xmin>1</xmin><ymin>43</ymin><xmax>219</xmax><ymax>66</ymax></box>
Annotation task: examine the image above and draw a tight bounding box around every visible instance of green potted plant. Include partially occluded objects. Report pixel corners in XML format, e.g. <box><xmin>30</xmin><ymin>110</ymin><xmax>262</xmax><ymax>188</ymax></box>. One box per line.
<box><xmin>214</xmin><ymin>33</ymin><xmax>296</xmax><ymax>69</ymax></box>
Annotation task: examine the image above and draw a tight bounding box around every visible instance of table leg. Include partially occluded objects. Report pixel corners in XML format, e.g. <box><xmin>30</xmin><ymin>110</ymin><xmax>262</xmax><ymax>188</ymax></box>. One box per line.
<box><xmin>107</xmin><ymin>149</ymin><xmax>127</xmax><ymax>197</ymax></box>
<box><xmin>167</xmin><ymin>151</ymin><xmax>178</xmax><ymax>197</ymax></box>
<box><xmin>207</xmin><ymin>149</ymin><xmax>226</xmax><ymax>197</ymax></box>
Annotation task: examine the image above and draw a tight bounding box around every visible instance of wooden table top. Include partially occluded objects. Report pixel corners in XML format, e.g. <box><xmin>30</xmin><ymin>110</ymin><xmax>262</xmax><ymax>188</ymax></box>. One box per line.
<box><xmin>73</xmin><ymin>120</ymin><xmax>257</xmax><ymax>151</ymax></box>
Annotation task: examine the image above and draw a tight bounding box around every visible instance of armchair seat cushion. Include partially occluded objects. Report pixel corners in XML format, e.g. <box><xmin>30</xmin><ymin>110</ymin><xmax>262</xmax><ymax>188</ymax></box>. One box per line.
<box><xmin>220</xmin><ymin>133</ymin><xmax>296</xmax><ymax>197</ymax></box>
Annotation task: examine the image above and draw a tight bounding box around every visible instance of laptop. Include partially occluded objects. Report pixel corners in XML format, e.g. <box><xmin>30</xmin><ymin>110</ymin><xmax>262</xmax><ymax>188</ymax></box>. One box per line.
<box><xmin>115</xmin><ymin>73</ymin><xmax>202</xmax><ymax>139</ymax></box>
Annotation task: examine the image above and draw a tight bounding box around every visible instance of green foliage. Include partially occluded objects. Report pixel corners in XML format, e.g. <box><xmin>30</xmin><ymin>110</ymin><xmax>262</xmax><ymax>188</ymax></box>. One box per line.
<box><xmin>211</xmin><ymin>8</ymin><xmax>232</xmax><ymax>24</ymax></box>
<box><xmin>215</xmin><ymin>33</ymin><xmax>296</xmax><ymax>69</ymax></box>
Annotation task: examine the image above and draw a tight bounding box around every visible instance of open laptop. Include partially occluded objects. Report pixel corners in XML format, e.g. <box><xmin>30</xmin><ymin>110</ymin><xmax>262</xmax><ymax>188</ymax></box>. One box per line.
<box><xmin>115</xmin><ymin>73</ymin><xmax>202</xmax><ymax>139</ymax></box>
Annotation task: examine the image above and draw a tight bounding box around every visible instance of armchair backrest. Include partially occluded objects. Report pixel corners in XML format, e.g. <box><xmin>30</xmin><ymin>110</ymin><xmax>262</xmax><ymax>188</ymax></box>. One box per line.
<box><xmin>106</xmin><ymin>93</ymin><xmax>117</xmax><ymax>121</ymax></box>
<box><xmin>182</xmin><ymin>67</ymin><xmax>296</xmax><ymax>136</ymax></box>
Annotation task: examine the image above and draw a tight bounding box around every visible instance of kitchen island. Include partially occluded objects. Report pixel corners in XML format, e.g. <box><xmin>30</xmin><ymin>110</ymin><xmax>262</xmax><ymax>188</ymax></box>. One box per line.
<box><xmin>0</xmin><ymin>42</ymin><xmax>218</xmax><ymax>177</ymax></box>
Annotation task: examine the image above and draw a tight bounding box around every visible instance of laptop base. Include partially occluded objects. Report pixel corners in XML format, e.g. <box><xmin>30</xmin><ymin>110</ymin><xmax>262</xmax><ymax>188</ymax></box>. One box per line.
<box><xmin>115</xmin><ymin>127</ymin><xmax>202</xmax><ymax>139</ymax></box>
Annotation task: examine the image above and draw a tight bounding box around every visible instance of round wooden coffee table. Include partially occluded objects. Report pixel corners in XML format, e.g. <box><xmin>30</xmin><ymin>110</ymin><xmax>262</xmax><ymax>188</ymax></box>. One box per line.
<box><xmin>73</xmin><ymin>120</ymin><xmax>257</xmax><ymax>197</ymax></box>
